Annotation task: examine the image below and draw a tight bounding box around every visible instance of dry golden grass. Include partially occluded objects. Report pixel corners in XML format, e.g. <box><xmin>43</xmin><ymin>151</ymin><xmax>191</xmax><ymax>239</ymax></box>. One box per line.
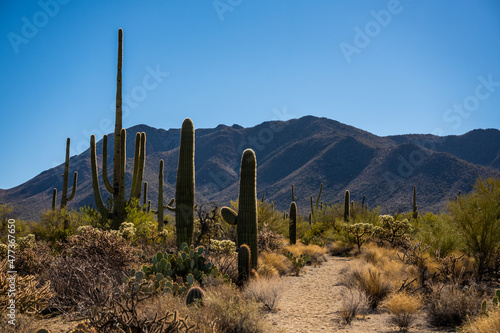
<box><xmin>284</xmin><ymin>244</ymin><xmax>327</xmax><ymax>264</ymax></box>
<box><xmin>339</xmin><ymin>287</ymin><xmax>368</xmax><ymax>324</ymax></box>
<box><xmin>329</xmin><ymin>241</ymin><xmax>354</xmax><ymax>256</ymax></box>
<box><xmin>153</xmin><ymin>283</ymin><xmax>270</xmax><ymax>333</ymax></box>
<box><xmin>341</xmin><ymin>262</ymin><xmax>393</xmax><ymax>309</ymax></box>
<box><xmin>245</xmin><ymin>277</ymin><xmax>285</xmax><ymax>312</ymax></box>
<box><xmin>384</xmin><ymin>292</ymin><xmax>422</xmax><ymax>330</ymax></box>
<box><xmin>462</xmin><ymin>309</ymin><xmax>500</xmax><ymax>333</ymax></box>
<box><xmin>259</xmin><ymin>251</ymin><xmax>293</xmax><ymax>276</ymax></box>
<box><xmin>258</xmin><ymin>263</ymin><xmax>279</xmax><ymax>278</ymax></box>
<box><xmin>359</xmin><ymin>244</ymin><xmax>420</xmax><ymax>293</ymax></box>
<box><xmin>427</xmin><ymin>282</ymin><xmax>483</xmax><ymax>328</ymax></box>
<box><xmin>360</xmin><ymin>243</ymin><xmax>397</xmax><ymax>266</ymax></box>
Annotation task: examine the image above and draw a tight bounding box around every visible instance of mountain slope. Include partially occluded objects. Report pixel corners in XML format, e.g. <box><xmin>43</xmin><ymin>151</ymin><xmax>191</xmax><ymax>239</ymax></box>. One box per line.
<box><xmin>2</xmin><ymin>116</ymin><xmax>499</xmax><ymax>220</ymax></box>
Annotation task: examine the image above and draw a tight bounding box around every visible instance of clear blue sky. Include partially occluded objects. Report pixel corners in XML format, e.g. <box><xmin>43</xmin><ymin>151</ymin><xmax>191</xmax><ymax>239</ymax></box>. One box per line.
<box><xmin>1</xmin><ymin>0</ymin><xmax>499</xmax><ymax>189</ymax></box>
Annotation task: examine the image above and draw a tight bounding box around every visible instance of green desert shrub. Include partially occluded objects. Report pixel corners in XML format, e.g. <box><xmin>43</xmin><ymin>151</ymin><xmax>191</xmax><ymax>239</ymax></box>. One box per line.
<box><xmin>448</xmin><ymin>178</ymin><xmax>500</xmax><ymax>280</ymax></box>
<box><xmin>417</xmin><ymin>212</ymin><xmax>461</xmax><ymax>258</ymax></box>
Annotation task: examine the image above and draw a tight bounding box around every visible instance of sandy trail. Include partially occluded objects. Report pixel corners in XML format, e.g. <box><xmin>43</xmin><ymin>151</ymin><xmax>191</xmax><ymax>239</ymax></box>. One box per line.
<box><xmin>265</xmin><ymin>256</ymin><xmax>451</xmax><ymax>333</ymax></box>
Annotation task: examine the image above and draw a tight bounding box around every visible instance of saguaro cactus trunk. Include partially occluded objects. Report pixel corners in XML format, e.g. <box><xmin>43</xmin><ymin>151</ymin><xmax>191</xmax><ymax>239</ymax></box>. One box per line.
<box><xmin>221</xmin><ymin>149</ymin><xmax>258</xmax><ymax>269</ymax></box>
<box><xmin>175</xmin><ymin>118</ymin><xmax>195</xmax><ymax>248</ymax></box>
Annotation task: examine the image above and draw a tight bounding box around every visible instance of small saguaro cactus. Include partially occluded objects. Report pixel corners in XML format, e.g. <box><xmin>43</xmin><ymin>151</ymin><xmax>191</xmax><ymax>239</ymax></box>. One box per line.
<box><xmin>157</xmin><ymin>159</ymin><xmax>175</xmax><ymax>231</ymax></box>
<box><xmin>237</xmin><ymin>244</ymin><xmax>251</xmax><ymax>286</ymax></box>
<box><xmin>52</xmin><ymin>188</ymin><xmax>57</xmax><ymax>211</ymax></box>
<box><xmin>344</xmin><ymin>190</ymin><xmax>350</xmax><ymax>222</ymax></box>
<box><xmin>221</xmin><ymin>149</ymin><xmax>258</xmax><ymax>269</ymax></box>
<box><xmin>175</xmin><ymin>118</ymin><xmax>195</xmax><ymax>249</ymax></box>
<box><xmin>60</xmin><ymin>138</ymin><xmax>78</xmax><ymax>210</ymax></box>
<box><xmin>291</xmin><ymin>184</ymin><xmax>297</xmax><ymax>202</ymax></box>
<box><xmin>186</xmin><ymin>286</ymin><xmax>205</xmax><ymax>306</ymax></box>
<box><xmin>412</xmin><ymin>185</ymin><xmax>418</xmax><ymax>219</ymax></box>
<box><xmin>289</xmin><ymin>201</ymin><xmax>297</xmax><ymax>245</ymax></box>
<box><xmin>142</xmin><ymin>181</ymin><xmax>148</xmax><ymax>211</ymax></box>
<box><xmin>310</xmin><ymin>183</ymin><xmax>323</xmax><ymax>223</ymax></box>
<box><xmin>361</xmin><ymin>195</ymin><xmax>366</xmax><ymax>212</ymax></box>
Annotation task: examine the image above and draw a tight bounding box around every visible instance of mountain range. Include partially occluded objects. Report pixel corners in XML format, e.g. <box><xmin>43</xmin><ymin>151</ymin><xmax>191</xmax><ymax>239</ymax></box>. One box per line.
<box><xmin>1</xmin><ymin>116</ymin><xmax>499</xmax><ymax>221</ymax></box>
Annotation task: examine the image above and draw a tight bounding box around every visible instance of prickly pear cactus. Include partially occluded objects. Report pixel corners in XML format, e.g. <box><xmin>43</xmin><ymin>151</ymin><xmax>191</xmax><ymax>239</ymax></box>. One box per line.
<box><xmin>125</xmin><ymin>242</ymin><xmax>225</xmax><ymax>296</ymax></box>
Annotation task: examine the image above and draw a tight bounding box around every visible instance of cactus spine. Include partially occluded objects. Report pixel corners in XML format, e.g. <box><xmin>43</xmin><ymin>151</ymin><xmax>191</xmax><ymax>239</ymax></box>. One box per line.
<box><xmin>237</xmin><ymin>244</ymin><xmax>251</xmax><ymax>286</ymax></box>
<box><xmin>90</xmin><ymin>29</ymin><xmax>147</xmax><ymax>229</ymax></box>
<box><xmin>289</xmin><ymin>201</ymin><xmax>297</xmax><ymax>245</ymax></box>
<box><xmin>175</xmin><ymin>118</ymin><xmax>195</xmax><ymax>248</ymax></box>
<box><xmin>412</xmin><ymin>185</ymin><xmax>418</xmax><ymax>219</ymax></box>
<box><xmin>344</xmin><ymin>190</ymin><xmax>350</xmax><ymax>222</ymax></box>
<box><xmin>221</xmin><ymin>149</ymin><xmax>258</xmax><ymax>269</ymax></box>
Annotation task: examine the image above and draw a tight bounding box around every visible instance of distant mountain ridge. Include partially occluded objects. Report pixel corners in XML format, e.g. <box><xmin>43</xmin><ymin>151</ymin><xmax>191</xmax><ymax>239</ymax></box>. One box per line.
<box><xmin>1</xmin><ymin>116</ymin><xmax>499</xmax><ymax>221</ymax></box>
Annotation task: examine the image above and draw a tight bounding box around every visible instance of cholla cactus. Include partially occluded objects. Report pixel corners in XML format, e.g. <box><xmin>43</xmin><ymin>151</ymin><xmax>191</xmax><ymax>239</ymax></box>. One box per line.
<box><xmin>118</xmin><ymin>222</ymin><xmax>137</xmax><ymax>241</ymax></box>
<box><xmin>209</xmin><ymin>239</ymin><xmax>236</xmax><ymax>255</ymax></box>
<box><xmin>0</xmin><ymin>244</ymin><xmax>7</xmax><ymax>257</ymax></box>
<box><xmin>18</xmin><ymin>234</ymin><xmax>35</xmax><ymax>250</ymax></box>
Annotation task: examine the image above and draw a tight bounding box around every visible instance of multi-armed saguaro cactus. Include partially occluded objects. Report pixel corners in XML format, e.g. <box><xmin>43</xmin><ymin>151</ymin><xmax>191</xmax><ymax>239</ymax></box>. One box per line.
<box><xmin>52</xmin><ymin>138</ymin><xmax>78</xmax><ymax>212</ymax></box>
<box><xmin>310</xmin><ymin>183</ymin><xmax>323</xmax><ymax>223</ymax></box>
<box><xmin>156</xmin><ymin>159</ymin><xmax>175</xmax><ymax>231</ymax></box>
<box><xmin>412</xmin><ymin>185</ymin><xmax>418</xmax><ymax>219</ymax></box>
<box><xmin>221</xmin><ymin>149</ymin><xmax>258</xmax><ymax>269</ymax></box>
<box><xmin>174</xmin><ymin>118</ymin><xmax>195</xmax><ymax>248</ymax></box>
<box><xmin>289</xmin><ymin>201</ymin><xmax>297</xmax><ymax>245</ymax></box>
<box><xmin>344</xmin><ymin>190</ymin><xmax>350</xmax><ymax>222</ymax></box>
<box><xmin>90</xmin><ymin>29</ymin><xmax>147</xmax><ymax>229</ymax></box>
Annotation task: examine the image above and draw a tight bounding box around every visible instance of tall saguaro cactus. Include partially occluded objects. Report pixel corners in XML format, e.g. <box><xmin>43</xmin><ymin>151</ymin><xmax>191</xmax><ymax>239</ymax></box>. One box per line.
<box><xmin>90</xmin><ymin>29</ymin><xmax>147</xmax><ymax>229</ymax></box>
<box><xmin>157</xmin><ymin>159</ymin><xmax>175</xmax><ymax>231</ymax></box>
<box><xmin>60</xmin><ymin>138</ymin><xmax>78</xmax><ymax>210</ymax></box>
<box><xmin>289</xmin><ymin>201</ymin><xmax>297</xmax><ymax>245</ymax></box>
<box><xmin>344</xmin><ymin>190</ymin><xmax>350</xmax><ymax>222</ymax></box>
<box><xmin>221</xmin><ymin>149</ymin><xmax>258</xmax><ymax>269</ymax></box>
<box><xmin>52</xmin><ymin>138</ymin><xmax>78</xmax><ymax>226</ymax></box>
<box><xmin>412</xmin><ymin>185</ymin><xmax>418</xmax><ymax>219</ymax></box>
<box><xmin>175</xmin><ymin>118</ymin><xmax>195</xmax><ymax>248</ymax></box>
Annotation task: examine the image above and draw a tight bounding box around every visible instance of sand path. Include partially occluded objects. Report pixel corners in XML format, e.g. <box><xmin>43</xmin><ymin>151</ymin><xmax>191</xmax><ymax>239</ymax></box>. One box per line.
<box><xmin>264</xmin><ymin>256</ymin><xmax>451</xmax><ymax>333</ymax></box>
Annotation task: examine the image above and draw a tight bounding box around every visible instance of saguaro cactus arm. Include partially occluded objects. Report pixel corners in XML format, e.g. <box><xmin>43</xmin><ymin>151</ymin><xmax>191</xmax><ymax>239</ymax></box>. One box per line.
<box><xmin>102</xmin><ymin>135</ymin><xmax>114</xmax><ymax>194</ymax></box>
<box><xmin>60</xmin><ymin>138</ymin><xmax>78</xmax><ymax>209</ymax></box>
<box><xmin>90</xmin><ymin>135</ymin><xmax>111</xmax><ymax>219</ymax></box>
<box><xmin>221</xmin><ymin>207</ymin><xmax>237</xmax><ymax>225</ymax></box>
